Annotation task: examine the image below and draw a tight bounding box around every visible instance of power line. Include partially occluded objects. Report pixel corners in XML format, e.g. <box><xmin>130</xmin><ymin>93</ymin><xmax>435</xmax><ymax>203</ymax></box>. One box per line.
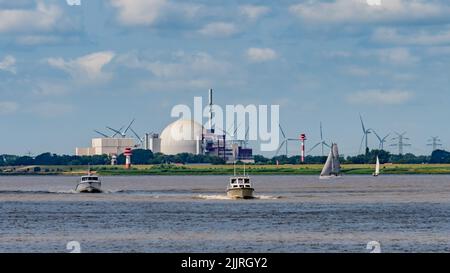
<box><xmin>427</xmin><ymin>136</ymin><xmax>442</xmax><ymax>152</ymax></box>
<box><xmin>390</xmin><ymin>131</ymin><xmax>411</xmax><ymax>155</ymax></box>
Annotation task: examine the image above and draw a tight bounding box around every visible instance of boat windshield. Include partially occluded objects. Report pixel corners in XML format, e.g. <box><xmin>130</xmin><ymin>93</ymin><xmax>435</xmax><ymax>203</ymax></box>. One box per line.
<box><xmin>82</xmin><ymin>176</ymin><xmax>98</xmax><ymax>181</ymax></box>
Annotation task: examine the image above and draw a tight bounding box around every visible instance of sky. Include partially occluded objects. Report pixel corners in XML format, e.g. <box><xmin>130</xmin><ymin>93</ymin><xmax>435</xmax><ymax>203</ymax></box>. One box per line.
<box><xmin>1</xmin><ymin>0</ymin><xmax>450</xmax><ymax>157</ymax></box>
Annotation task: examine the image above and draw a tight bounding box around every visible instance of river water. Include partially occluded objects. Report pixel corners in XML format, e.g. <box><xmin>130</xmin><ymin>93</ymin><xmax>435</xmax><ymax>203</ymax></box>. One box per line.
<box><xmin>0</xmin><ymin>175</ymin><xmax>449</xmax><ymax>253</ymax></box>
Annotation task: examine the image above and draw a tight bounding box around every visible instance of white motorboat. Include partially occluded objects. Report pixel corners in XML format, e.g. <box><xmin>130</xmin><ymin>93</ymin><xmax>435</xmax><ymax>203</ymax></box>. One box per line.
<box><xmin>227</xmin><ymin>164</ymin><xmax>254</xmax><ymax>199</ymax></box>
<box><xmin>75</xmin><ymin>169</ymin><xmax>102</xmax><ymax>193</ymax></box>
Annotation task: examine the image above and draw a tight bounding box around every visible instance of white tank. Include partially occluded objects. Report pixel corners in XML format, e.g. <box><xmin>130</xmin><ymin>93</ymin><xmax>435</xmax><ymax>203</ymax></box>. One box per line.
<box><xmin>160</xmin><ymin>119</ymin><xmax>204</xmax><ymax>155</ymax></box>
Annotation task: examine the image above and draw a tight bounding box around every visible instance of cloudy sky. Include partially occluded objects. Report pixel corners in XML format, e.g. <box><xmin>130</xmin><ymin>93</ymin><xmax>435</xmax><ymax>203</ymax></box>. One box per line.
<box><xmin>1</xmin><ymin>0</ymin><xmax>450</xmax><ymax>156</ymax></box>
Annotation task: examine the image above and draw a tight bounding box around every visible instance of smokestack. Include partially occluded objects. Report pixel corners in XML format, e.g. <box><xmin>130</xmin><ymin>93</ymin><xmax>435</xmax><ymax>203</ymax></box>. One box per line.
<box><xmin>209</xmin><ymin>88</ymin><xmax>214</xmax><ymax>133</ymax></box>
<box><xmin>144</xmin><ymin>133</ymin><xmax>149</xmax><ymax>150</ymax></box>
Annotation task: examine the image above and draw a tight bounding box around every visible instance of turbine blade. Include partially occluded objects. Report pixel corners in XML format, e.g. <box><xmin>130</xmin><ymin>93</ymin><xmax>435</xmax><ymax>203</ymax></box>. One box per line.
<box><xmin>320</xmin><ymin>122</ymin><xmax>323</xmax><ymax>140</ymax></box>
<box><xmin>359</xmin><ymin>114</ymin><xmax>366</xmax><ymax>133</ymax></box>
<box><xmin>275</xmin><ymin>140</ymin><xmax>287</xmax><ymax>156</ymax></box>
<box><xmin>279</xmin><ymin>124</ymin><xmax>286</xmax><ymax>139</ymax></box>
<box><xmin>107</xmin><ymin>127</ymin><xmax>122</xmax><ymax>136</ymax></box>
<box><xmin>307</xmin><ymin>142</ymin><xmax>321</xmax><ymax>153</ymax></box>
<box><xmin>123</xmin><ymin>119</ymin><xmax>135</xmax><ymax>134</ymax></box>
<box><xmin>372</xmin><ymin>130</ymin><xmax>382</xmax><ymax>142</ymax></box>
<box><xmin>94</xmin><ymin>130</ymin><xmax>109</xmax><ymax>138</ymax></box>
<box><xmin>130</xmin><ymin>128</ymin><xmax>143</xmax><ymax>144</ymax></box>
<box><xmin>359</xmin><ymin>135</ymin><xmax>365</xmax><ymax>154</ymax></box>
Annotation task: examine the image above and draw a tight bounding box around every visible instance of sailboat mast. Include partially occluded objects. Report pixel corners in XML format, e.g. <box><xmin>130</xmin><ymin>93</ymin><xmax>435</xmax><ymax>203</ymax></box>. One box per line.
<box><xmin>330</xmin><ymin>144</ymin><xmax>335</xmax><ymax>174</ymax></box>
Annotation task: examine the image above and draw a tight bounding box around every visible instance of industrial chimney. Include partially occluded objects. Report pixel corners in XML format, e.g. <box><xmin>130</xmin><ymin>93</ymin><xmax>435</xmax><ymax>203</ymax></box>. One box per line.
<box><xmin>208</xmin><ymin>88</ymin><xmax>214</xmax><ymax>134</ymax></box>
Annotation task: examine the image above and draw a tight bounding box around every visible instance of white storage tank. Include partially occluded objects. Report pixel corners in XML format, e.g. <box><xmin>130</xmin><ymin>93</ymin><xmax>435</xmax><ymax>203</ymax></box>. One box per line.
<box><xmin>160</xmin><ymin>119</ymin><xmax>204</xmax><ymax>155</ymax></box>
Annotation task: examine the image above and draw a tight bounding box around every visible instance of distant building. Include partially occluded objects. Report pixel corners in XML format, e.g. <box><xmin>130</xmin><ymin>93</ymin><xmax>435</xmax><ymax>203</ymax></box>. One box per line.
<box><xmin>150</xmin><ymin>119</ymin><xmax>254</xmax><ymax>163</ymax></box>
<box><xmin>159</xmin><ymin>119</ymin><xmax>203</xmax><ymax>155</ymax></box>
<box><xmin>76</xmin><ymin>138</ymin><xmax>135</xmax><ymax>156</ymax></box>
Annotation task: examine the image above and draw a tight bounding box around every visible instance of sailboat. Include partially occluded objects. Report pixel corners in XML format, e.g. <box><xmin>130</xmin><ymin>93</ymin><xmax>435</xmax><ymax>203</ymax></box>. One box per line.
<box><xmin>320</xmin><ymin>143</ymin><xmax>341</xmax><ymax>179</ymax></box>
<box><xmin>373</xmin><ymin>156</ymin><xmax>380</xmax><ymax>177</ymax></box>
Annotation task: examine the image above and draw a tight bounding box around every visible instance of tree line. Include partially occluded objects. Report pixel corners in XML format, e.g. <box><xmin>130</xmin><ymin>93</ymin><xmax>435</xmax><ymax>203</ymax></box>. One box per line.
<box><xmin>0</xmin><ymin>150</ymin><xmax>226</xmax><ymax>166</ymax></box>
<box><xmin>2</xmin><ymin>149</ymin><xmax>450</xmax><ymax>166</ymax></box>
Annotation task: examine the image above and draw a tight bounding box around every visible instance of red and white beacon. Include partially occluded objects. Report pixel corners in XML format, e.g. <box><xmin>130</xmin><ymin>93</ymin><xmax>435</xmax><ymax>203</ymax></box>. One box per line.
<box><xmin>300</xmin><ymin>133</ymin><xmax>307</xmax><ymax>163</ymax></box>
<box><xmin>124</xmin><ymin>147</ymin><xmax>132</xmax><ymax>169</ymax></box>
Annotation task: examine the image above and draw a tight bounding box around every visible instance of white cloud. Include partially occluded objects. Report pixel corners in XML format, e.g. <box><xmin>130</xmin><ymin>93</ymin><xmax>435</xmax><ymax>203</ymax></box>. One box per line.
<box><xmin>376</xmin><ymin>48</ymin><xmax>419</xmax><ymax>65</ymax></box>
<box><xmin>117</xmin><ymin>51</ymin><xmax>236</xmax><ymax>91</ymax></box>
<box><xmin>239</xmin><ymin>5</ymin><xmax>270</xmax><ymax>21</ymax></box>
<box><xmin>0</xmin><ymin>101</ymin><xmax>18</xmax><ymax>115</ymax></box>
<box><xmin>373</xmin><ymin>27</ymin><xmax>450</xmax><ymax>46</ymax></box>
<box><xmin>110</xmin><ymin>0</ymin><xmax>167</xmax><ymax>26</ymax></box>
<box><xmin>119</xmin><ymin>51</ymin><xmax>231</xmax><ymax>78</ymax></box>
<box><xmin>198</xmin><ymin>22</ymin><xmax>238</xmax><ymax>37</ymax></box>
<box><xmin>16</xmin><ymin>35</ymin><xmax>61</xmax><ymax>46</ymax></box>
<box><xmin>0</xmin><ymin>55</ymin><xmax>16</xmax><ymax>74</ymax></box>
<box><xmin>47</xmin><ymin>51</ymin><xmax>115</xmax><ymax>83</ymax></box>
<box><xmin>347</xmin><ymin>90</ymin><xmax>413</xmax><ymax>105</ymax></box>
<box><xmin>289</xmin><ymin>0</ymin><xmax>448</xmax><ymax>25</ymax></box>
<box><xmin>341</xmin><ymin>65</ymin><xmax>370</xmax><ymax>77</ymax></box>
<box><xmin>246</xmin><ymin>48</ymin><xmax>278</xmax><ymax>62</ymax></box>
<box><xmin>0</xmin><ymin>2</ymin><xmax>62</xmax><ymax>33</ymax></box>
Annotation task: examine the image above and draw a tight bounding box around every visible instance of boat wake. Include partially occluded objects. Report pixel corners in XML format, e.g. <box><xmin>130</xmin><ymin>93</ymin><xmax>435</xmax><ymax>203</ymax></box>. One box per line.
<box><xmin>0</xmin><ymin>190</ymin><xmax>76</xmax><ymax>194</ymax></box>
<box><xmin>0</xmin><ymin>190</ymin><xmax>283</xmax><ymax>200</ymax></box>
<box><xmin>257</xmin><ymin>195</ymin><xmax>283</xmax><ymax>200</ymax></box>
<box><xmin>195</xmin><ymin>194</ymin><xmax>282</xmax><ymax>200</ymax></box>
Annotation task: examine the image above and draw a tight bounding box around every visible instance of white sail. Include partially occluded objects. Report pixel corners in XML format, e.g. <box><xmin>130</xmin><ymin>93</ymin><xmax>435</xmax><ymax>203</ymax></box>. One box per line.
<box><xmin>332</xmin><ymin>144</ymin><xmax>341</xmax><ymax>174</ymax></box>
<box><xmin>375</xmin><ymin>156</ymin><xmax>380</xmax><ymax>176</ymax></box>
<box><xmin>320</xmin><ymin>148</ymin><xmax>333</xmax><ymax>176</ymax></box>
<box><xmin>320</xmin><ymin>143</ymin><xmax>341</xmax><ymax>177</ymax></box>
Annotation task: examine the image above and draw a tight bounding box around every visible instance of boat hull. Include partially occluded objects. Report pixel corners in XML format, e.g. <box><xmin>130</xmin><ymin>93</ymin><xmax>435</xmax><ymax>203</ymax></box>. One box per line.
<box><xmin>319</xmin><ymin>175</ymin><xmax>342</xmax><ymax>180</ymax></box>
<box><xmin>75</xmin><ymin>182</ymin><xmax>102</xmax><ymax>193</ymax></box>
<box><xmin>227</xmin><ymin>188</ymin><xmax>255</xmax><ymax>199</ymax></box>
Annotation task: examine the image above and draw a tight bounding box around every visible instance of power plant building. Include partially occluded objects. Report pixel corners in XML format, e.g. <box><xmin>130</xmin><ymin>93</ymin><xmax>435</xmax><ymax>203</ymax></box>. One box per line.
<box><xmin>75</xmin><ymin>89</ymin><xmax>254</xmax><ymax>162</ymax></box>
<box><xmin>76</xmin><ymin>138</ymin><xmax>135</xmax><ymax>156</ymax></box>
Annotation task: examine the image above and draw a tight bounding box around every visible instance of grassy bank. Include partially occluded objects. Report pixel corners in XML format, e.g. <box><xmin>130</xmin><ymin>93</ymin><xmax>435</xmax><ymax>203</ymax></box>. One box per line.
<box><xmin>2</xmin><ymin>164</ymin><xmax>450</xmax><ymax>176</ymax></box>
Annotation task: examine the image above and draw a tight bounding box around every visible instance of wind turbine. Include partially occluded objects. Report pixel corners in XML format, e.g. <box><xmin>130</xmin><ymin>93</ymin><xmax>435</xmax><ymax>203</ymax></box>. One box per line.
<box><xmin>107</xmin><ymin>119</ymin><xmax>135</xmax><ymax>138</ymax></box>
<box><xmin>308</xmin><ymin>122</ymin><xmax>330</xmax><ymax>156</ymax></box>
<box><xmin>275</xmin><ymin>124</ymin><xmax>299</xmax><ymax>157</ymax></box>
<box><xmin>359</xmin><ymin>114</ymin><xmax>373</xmax><ymax>155</ymax></box>
<box><xmin>373</xmin><ymin>131</ymin><xmax>390</xmax><ymax>150</ymax></box>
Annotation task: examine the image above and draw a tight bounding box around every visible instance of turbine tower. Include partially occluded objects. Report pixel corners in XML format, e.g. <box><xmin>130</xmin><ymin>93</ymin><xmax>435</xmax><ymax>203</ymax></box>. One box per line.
<box><xmin>373</xmin><ymin>131</ymin><xmax>390</xmax><ymax>150</ymax></box>
<box><xmin>427</xmin><ymin>136</ymin><xmax>442</xmax><ymax>152</ymax></box>
<box><xmin>390</xmin><ymin>132</ymin><xmax>411</xmax><ymax>155</ymax></box>
<box><xmin>308</xmin><ymin>122</ymin><xmax>330</xmax><ymax>156</ymax></box>
<box><xmin>359</xmin><ymin>114</ymin><xmax>373</xmax><ymax>155</ymax></box>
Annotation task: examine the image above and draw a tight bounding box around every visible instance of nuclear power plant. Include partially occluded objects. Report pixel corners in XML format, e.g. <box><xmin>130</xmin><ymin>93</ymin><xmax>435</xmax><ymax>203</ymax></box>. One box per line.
<box><xmin>76</xmin><ymin>89</ymin><xmax>254</xmax><ymax>163</ymax></box>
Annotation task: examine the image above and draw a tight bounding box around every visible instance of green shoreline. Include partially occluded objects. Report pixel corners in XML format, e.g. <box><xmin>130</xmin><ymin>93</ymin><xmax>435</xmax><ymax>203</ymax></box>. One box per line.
<box><xmin>2</xmin><ymin>164</ymin><xmax>450</xmax><ymax>176</ymax></box>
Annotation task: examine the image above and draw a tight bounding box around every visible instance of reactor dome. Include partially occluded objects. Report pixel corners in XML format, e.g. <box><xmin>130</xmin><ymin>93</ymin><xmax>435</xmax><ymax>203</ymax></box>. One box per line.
<box><xmin>160</xmin><ymin>119</ymin><xmax>204</xmax><ymax>155</ymax></box>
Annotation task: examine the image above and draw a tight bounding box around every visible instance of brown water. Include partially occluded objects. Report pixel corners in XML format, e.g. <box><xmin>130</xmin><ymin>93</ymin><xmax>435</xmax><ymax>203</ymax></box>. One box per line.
<box><xmin>0</xmin><ymin>175</ymin><xmax>449</xmax><ymax>253</ymax></box>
